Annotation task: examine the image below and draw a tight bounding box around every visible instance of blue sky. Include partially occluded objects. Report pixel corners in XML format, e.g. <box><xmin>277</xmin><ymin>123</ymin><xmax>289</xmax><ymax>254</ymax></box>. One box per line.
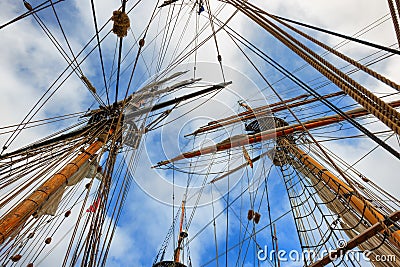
<box><xmin>0</xmin><ymin>0</ymin><xmax>400</xmax><ymax>266</ymax></box>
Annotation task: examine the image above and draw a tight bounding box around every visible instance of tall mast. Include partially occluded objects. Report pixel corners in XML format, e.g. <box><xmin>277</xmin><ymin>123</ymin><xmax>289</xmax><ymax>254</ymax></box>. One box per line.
<box><xmin>153</xmin><ymin>96</ymin><xmax>400</xmax><ymax>257</ymax></box>
<box><xmin>174</xmin><ymin>200</ymin><xmax>187</xmax><ymax>263</ymax></box>
<box><xmin>0</xmin><ymin>128</ymin><xmax>113</xmax><ymax>244</ymax></box>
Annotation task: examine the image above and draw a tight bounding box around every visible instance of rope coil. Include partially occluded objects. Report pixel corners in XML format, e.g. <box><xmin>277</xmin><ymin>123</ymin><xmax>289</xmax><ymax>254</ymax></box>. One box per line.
<box><xmin>111</xmin><ymin>10</ymin><xmax>130</xmax><ymax>38</ymax></box>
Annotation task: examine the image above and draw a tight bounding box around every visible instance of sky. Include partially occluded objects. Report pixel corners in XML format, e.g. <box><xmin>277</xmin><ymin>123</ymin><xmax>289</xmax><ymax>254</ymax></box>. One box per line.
<box><xmin>0</xmin><ymin>0</ymin><xmax>399</xmax><ymax>266</ymax></box>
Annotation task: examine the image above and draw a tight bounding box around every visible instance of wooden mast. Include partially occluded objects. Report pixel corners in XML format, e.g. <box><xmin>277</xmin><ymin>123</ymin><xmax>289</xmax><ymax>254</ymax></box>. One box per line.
<box><xmin>0</xmin><ymin>129</ymin><xmax>113</xmax><ymax>245</ymax></box>
<box><xmin>174</xmin><ymin>200</ymin><xmax>186</xmax><ymax>263</ymax></box>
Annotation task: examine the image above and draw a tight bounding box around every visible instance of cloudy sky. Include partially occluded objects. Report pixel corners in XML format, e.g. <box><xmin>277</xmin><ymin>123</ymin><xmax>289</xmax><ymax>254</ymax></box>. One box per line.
<box><xmin>0</xmin><ymin>0</ymin><xmax>399</xmax><ymax>266</ymax></box>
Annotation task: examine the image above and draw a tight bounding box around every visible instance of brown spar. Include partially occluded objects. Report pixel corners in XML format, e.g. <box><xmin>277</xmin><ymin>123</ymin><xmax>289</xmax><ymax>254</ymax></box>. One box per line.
<box><xmin>154</xmin><ymin>100</ymin><xmax>400</xmax><ymax>167</ymax></box>
<box><xmin>186</xmin><ymin>91</ymin><xmax>345</xmax><ymax>136</ymax></box>
<box><xmin>205</xmin><ymin>93</ymin><xmax>309</xmax><ymax>126</ymax></box>
<box><xmin>0</xmin><ymin>129</ymin><xmax>113</xmax><ymax>245</ymax></box>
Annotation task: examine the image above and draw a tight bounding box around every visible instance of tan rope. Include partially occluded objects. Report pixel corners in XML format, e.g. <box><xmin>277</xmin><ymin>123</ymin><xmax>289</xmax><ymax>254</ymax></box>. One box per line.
<box><xmin>111</xmin><ymin>10</ymin><xmax>130</xmax><ymax>38</ymax></box>
<box><xmin>229</xmin><ymin>0</ymin><xmax>400</xmax><ymax>135</ymax></box>
<box><xmin>229</xmin><ymin>0</ymin><xmax>400</xmax><ymax>249</ymax></box>
<box><xmin>81</xmin><ymin>75</ymin><xmax>96</xmax><ymax>94</ymax></box>
<box><xmin>267</xmin><ymin>13</ymin><xmax>400</xmax><ymax>92</ymax></box>
<box><xmin>388</xmin><ymin>0</ymin><xmax>400</xmax><ymax>47</ymax></box>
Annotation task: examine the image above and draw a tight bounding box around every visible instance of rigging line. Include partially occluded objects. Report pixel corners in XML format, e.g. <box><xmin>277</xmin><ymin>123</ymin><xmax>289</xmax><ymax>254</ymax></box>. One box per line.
<box><xmin>106</xmin><ymin>9</ymin><xmax>164</xmax><ymax>95</ymax></box>
<box><xmin>114</xmin><ymin>0</ymin><xmax>128</xmax><ymax>105</ymax></box>
<box><xmin>129</xmin><ymin>28</ymin><xmax>152</xmax><ymax>77</ymax></box>
<box><xmin>94</xmin><ymin>1</ymin><xmax>148</xmax><ymax>104</ymax></box>
<box><xmin>308</xmin><ymin>131</ymin><xmax>395</xmax><ymax>143</ymax></box>
<box><xmin>223</xmin><ymin>14</ymin><xmax>400</xmax><ymax>248</ymax></box>
<box><xmin>158</xmin><ymin>1</ymin><xmax>186</xmax><ymax>72</ymax></box>
<box><xmin>0</xmin><ymin>111</ymin><xmax>85</xmax><ymax>130</ymax></box>
<box><xmin>204</xmin><ymin>0</ymin><xmax>226</xmax><ymax>82</ymax></box>
<box><xmin>282</xmin><ymin>153</ymin><xmax>339</xmax><ymax>251</ymax></box>
<box><xmin>30</xmin><ymin>7</ymin><xmax>106</xmax><ymax>107</ymax></box>
<box><xmin>304</xmin><ymin>14</ymin><xmax>391</xmax><ymax>60</ymax></box>
<box><xmin>31</xmin><ymin>16</ymin><xmax>104</xmax><ymax>108</ymax></box>
<box><xmin>259</xmin><ymin>14</ymin><xmax>393</xmax><ymax>91</ymax></box>
<box><xmin>306</xmin><ymin>139</ymin><xmax>400</xmax><ymax>208</ymax></box>
<box><xmin>254</xmin><ymin>12</ymin><xmax>400</xmax><ymax>56</ymax></box>
<box><xmin>169</xmin><ymin>4</ymin><xmax>194</xmax><ymax>66</ymax></box>
<box><xmin>263</xmin><ymin>169</ymin><xmax>277</xmax><ymax>267</ymax></box>
<box><xmin>211</xmin><ymin>186</ymin><xmax>219</xmax><ymax>267</ymax></box>
<box><xmin>91</xmin><ymin>0</ymin><xmax>149</xmax><ymax>110</ymax></box>
<box><xmin>149</xmin><ymin>89</ymin><xmax>224</xmax><ymax>131</ymax></box>
<box><xmin>225</xmin><ymin>149</ymin><xmax>230</xmax><ymax>266</ymax></box>
<box><xmin>71</xmin><ymin>123</ymin><xmax>120</xmax><ymax>266</ymax></box>
<box><xmin>266</xmin><ymin>13</ymin><xmax>400</xmax><ymax>92</ymax></box>
<box><xmin>0</xmin><ymin>0</ymin><xmax>62</xmax><ymax>30</ymax></box>
<box><xmin>1</xmin><ymin>24</ymin><xmax>114</xmax><ymax>153</ymax></box>
<box><xmin>173</xmin><ymin>162</ymin><xmax>175</xmax><ymax>262</ymax></box>
<box><xmin>194</xmin><ymin>7</ymin><xmax>199</xmax><ymax>79</ymax></box>
<box><xmin>387</xmin><ymin>0</ymin><xmax>400</xmax><ymax>47</ymax></box>
<box><xmin>62</xmin><ymin>126</ymin><xmax>114</xmax><ymax>267</ymax></box>
<box><xmin>89</xmin><ymin>152</ymin><xmax>118</xmax><ymax>265</ymax></box>
<box><xmin>100</xmin><ymin>173</ymin><xmax>134</xmax><ymax>266</ymax></box>
<box><xmin>186</xmin><ymin>163</ymin><xmax>270</xmax><ymax>260</ymax></box>
<box><xmin>233</xmin><ymin>0</ymin><xmax>400</xmax><ymax>137</ymax></box>
<box><xmin>156</xmin><ymin>3</ymin><xmax>176</xmax><ymax>72</ymax></box>
<box><xmin>48</xmin><ymin>0</ymin><xmax>83</xmax><ymax>75</ymax></box>
<box><xmin>100</xmin><ymin>153</ymin><xmax>142</xmax><ymax>264</ymax></box>
<box><xmin>91</xmin><ymin>38</ymin><xmax>118</xmax><ymax>111</ymax></box>
<box><xmin>90</xmin><ymin>0</ymin><xmax>110</xmax><ymax>107</ymax></box>
<box><xmin>199</xmin><ymin>208</ymin><xmax>293</xmax><ymax>267</ymax></box>
<box><xmin>158</xmin><ymin>2</ymin><xmax>230</xmax><ymax>80</ymax></box>
<box><xmin>159</xmin><ymin>2</ymin><xmax>235</xmax><ymax>79</ymax></box>
<box><xmin>345</xmin><ymin>133</ymin><xmax>395</xmax><ymax>172</ymax></box>
<box><xmin>281</xmin><ymin>45</ymin><xmax>397</xmax><ymax>95</ymax></box>
<box><xmin>31</xmin><ymin>13</ymin><xmax>79</xmax><ymax>74</ymax></box>
<box><xmin>222</xmin><ymin>21</ymin><xmax>400</xmax><ymax>160</ymax></box>
<box><xmin>157</xmin><ymin>1</ymin><xmax>199</xmax><ymax>75</ymax></box>
<box><xmin>0</xmin><ymin>118</ymin><xmax>87</xmax><ymax>137</ymax></box>
<box><xmin>122</xmin><ymin>0</ymin><xmax>160</xmax><ymax>102</ymax></box>
<box><xmin>186</xmin><ymin>155</ymin><xmax>215</xmax><ymax>229</ymax></box>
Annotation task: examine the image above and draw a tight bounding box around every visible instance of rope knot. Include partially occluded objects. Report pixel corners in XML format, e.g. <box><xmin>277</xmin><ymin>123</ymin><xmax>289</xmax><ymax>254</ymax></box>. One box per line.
<box><xmin>111</xmin><ymin>10</ymin><xmax>130</xmax><ymax>38</ymax></box>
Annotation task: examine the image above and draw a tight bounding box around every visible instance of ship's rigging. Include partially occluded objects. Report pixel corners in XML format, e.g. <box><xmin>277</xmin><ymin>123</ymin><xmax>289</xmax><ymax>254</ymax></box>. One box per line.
<box><xmin>0</xmin><ymin>0</ymin><xmax>399</xmax><ymax>266</ymax></box>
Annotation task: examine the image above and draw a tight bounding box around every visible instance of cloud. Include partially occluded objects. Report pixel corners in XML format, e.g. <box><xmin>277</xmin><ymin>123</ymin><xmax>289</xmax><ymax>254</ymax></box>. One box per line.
<box><xmin>0</xmin><ymin>1</ymin><xmax>399</xmax><ymax>267</ymax></box>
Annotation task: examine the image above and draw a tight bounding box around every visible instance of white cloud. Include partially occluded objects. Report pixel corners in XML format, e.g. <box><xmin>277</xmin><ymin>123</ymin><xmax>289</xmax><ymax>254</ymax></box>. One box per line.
<box><xmin>0</xmin><ymin>1</ymin><xmax>399</xmax><ymax>266</ymax></box>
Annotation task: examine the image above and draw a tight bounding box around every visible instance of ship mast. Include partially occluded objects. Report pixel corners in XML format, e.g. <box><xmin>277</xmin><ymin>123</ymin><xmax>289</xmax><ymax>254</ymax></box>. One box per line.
<box><xmin>0</xmin><ymin>127</ymin><xmax>114</xmax><ymax>245</ymax></box>
<box><xmin>153</xmin><ymin>92</ymin><xmax>400</xmax><ymax>264</ymax></box>
<box><xmin>0</xmin><ymin>80</ymin><xmax>230</xmax><ymax>248</ymax></box>
<box><xmin>174</xmin><ymin>200</ymin><xmax>187</xmax><ymax>263</ymax></box>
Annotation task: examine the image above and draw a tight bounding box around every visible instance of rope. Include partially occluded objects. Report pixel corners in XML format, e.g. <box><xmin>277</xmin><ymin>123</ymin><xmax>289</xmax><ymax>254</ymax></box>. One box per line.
<box><xmin>267</xmin><ymin>13</ymin><xmax>400</xmax><ymax>92</ymax></box>
<box><xmin>229</xmin><ymin>0</ymin><xmax>400</xmax><ymax>137</ymax></box>
<box><xmin>111</xmin><ymin>10</ymin><xmax>130</xmax><ymax>38</ymax></box>
<box><xmin>387</xmin><ymin>0</ymin><xmax>400</xmax><ymax>47</ymax></box>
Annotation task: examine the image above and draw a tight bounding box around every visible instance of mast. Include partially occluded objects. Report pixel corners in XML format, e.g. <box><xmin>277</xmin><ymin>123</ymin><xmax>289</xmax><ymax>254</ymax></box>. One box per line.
<box><xmin>0</xmin><ymin>128</ymin><xmax>113</xmax><ymax>245</ymax></box>
<box><xmin>277</xmin><ymin>138</ymin><xmax>400</xmax><ymax>249</ymax></box>
<box><xmin>153</xmin><ymin>95</ymin><xmax>400</xmax><ymax>260</ymax></box>
<box><xmin>174</xmin><ymin>200</ymin><xmax>187</xmax><ymax>263</ymax></box>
